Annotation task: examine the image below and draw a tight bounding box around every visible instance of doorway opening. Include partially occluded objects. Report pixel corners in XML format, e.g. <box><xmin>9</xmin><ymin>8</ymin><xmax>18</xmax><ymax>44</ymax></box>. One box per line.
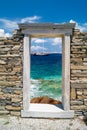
<box><xmin>30</xmin><ymin>38</ymin><xmax>62</xmax><ymax>104</ymax></box>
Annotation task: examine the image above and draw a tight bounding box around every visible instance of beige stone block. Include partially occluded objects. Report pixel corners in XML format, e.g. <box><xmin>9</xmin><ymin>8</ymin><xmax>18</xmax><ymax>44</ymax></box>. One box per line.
<box><xmin>0</xmin><ymin>95</ymin><xmax>6</xmax><ymax>99</ymax></box>
<box><xmin>83</xmin><ymin>62</ymin><xmax>87</xmax><ymax>65</ymax></box>
<box><xmin>71</xmin><ymin>65</ymin><xmax>87</xmax><ymax>70</ymax></box>
<box><xmin>0</xmin><ymin>76</ymin><xmax>6</xmax><ymax>80</ymax></box>
<box><xmin>7</xmin><ymin>76</ymin><xmax>22</xmax><ymax>81</ymax></box>
<box><xmin>83</xmin><ymin>58</ymin><xmax>87</xmax><ymax>61</ymax></box>
<box><xmin>0</xmin><ymin>54</ymin><xmax>20</xmax><ymax>58</ymax></box>
<box><xmin>11</xmin><ymin>98</ymin><xmax>21</xmax><ymax>102</ymax></box>
<box><xmin>71</xmin><ymin>105</ymin><xmax>87</xmax><ymax>110</ymax></box>
<box><xmin>6</xmin><ymin>105</ymin><xmax>21</xmax><ymax>111</ymax></box>
<box><xmin>0</xmin><ymin>81</ymin><xmax>16</xmax><ymax>86</ymax></box>
<box><xmin>71</xmin><ymin>83</ymin><xmax>87</xmax><ymax>89</ymax></box>
<box><xmin>84</xmin><ymin>89</ymin><xmax>87</xmax><ymax>95</ymax></box>
<box><xmin>0</xmin><ymin>110</ymin><xmax>9</xmax><ymax>115</ymax></box>
<box><xmin>0</xmin><ymin>60</ymin><xmax>6</xmax><ymax>65</ymax></box>
<box><xmin>0</xmin><ymin>66</ymin><xmax>6</xmax><ymax>72</ymax></box>
<box><xmin>83</xmin><ymin>95</ymin><xmax>87</xmax><ymax>98</ymax></box>
<box><xmin>71</xmin><ymin>100</ymin><xmax>83</xmax><ymax>105</ymax></box>
<box><xmin>71</xmin><ymin>73</ymin><xmax>87</xmax><ymax>77</ymax></box>
<box><xmin>12</xmin><ymin>45</ymin><xmax>20</xmax><ymax>50</ymax></box>
<box><xmin>71</xmin><ymin>88</ymin><xmax>76</xmax><ymax>100</ymax></box>
<box><xmin>14</xmin><ymin>90</ymin><xmax>22</xmax><ymax>95</ymax></box>
<box><xmin>77</xmin><ymin>95</ymin><xmax>83</xmax><ymax>99</ymax></box>
<box><xmin>71</xmin><ymin>70</ymin><xmax>81</xmax><ymax>73</ymax></box>
<box><xmin>77</xmin><ymin>90</ymin><xmax>83</xmax><ymax>95</ymax></box>
<box><xmin>10</xmin><ymin>111</ymin><xmax>20</xmax><ymax>116</ymax></box>
<box><xmin>84</xmin><ymin>99</ymin><xmax>87</xmax><ymax>105</ymax></box>
<box><xmin>13</xmin><ymin>67</ymin><xmax>21</xmax><ymax>72</ymax></box>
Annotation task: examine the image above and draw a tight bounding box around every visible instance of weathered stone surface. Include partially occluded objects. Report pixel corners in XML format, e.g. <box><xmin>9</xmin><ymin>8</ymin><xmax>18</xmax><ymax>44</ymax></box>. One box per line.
<box><xmin>0</xmin><ymin>60</ymin><xmax>6</xmax><ymax>65</ymax></box>
<box><xmin>83</xmin><ymin>111</ymin><xmax>87</xmax><ymax>116</ymax></box>
<box><xmin>71</xmin><ymin>65</ymin><xmax>87</xmax><ymax>70</ymax></box>
<box><xmin>6</xmin><ymin>105</ymin><xmax>21</xmax><ymax>110</ymax></box>
<box><xmin>83</xmin><ymin>58</ymin><xmax>87</xmax><ymax>61</ymax></box>
<box><xmin>0</xmin><ymin>66</ymin><xmax>6</xmax><ymax>72</ymax></box>
<box><xmin>12</xmin><ymin>102</ymin><xmax>21</xmax><ymax>107</ymax></box>
<box><xmin>0</xmin><ymin>81</ymin><xmax>16</xmax><ymax>86</ymax></box>
<box><xmin>70</xmin><ymin>88</ymin><xmax>76</xmax><ymax>100</ymax></box>
<box><xmin>75</xmin><ymin>111</ymin><xmax>83</xmax><ymax>116</ymax></box>
<box><xmin>10</xmin><ymin>111</ymin><xmax>20</xmax><ymax>116</ymax></box>
<box><xmin>0</xmin><ymin>106</ymin><xmax>5</xmax><ymax>110</ymax></box>
<box><xmin>13</xmin><ymin>67</ymin><xmax>21</xmax><ymax>72</ymax></box>
<box><xmin>84</xmin><ymin>99</ymin><xmax>87</xmax><ymax>105</ymax></box>
<box><xmin>11</xmin><ymin>98</ymin><xmax>21</xmax><ymax>102</ymax></box>
<box><xmin>84</xmin><ymin>89</ymin><xmax>87</xmax><ymax>95</ymax></box>
<box><xmin>2</xmin><ymin>87</ymin><xmax>14</xmax><ymax>94</ymax></box>
<box><xmin>12</xmin><ymin>45</ymin><xmax>20</xmax><ymax>50</ymax></box>
<box><xmin>71</xmin><ymin>83</ymin><xmax>87</xmax><ymax>89</ymax></box>
<box><xmin>77</xmin><ymin>90</ymin><xmax>83</xmax><ymax>95</ymax></box>
<box><xmin>0</xmin><ymin>110</ymin><xmax>9</xmax><ymax>115</ymax></box>
<box><xmin>71</xmin><ymin>105</ymin><xmax>87</xmax><ymax>110</ymax></box>
<box><xmin>0</xmin><ymin>54</ymin><xmax>20</xmax><ymax>58</ymax></box>
<box><xmin>14</xmin><ymin>90</ymin><xmax>22</xmax><ymax>95</ymax></box>
<box><xmin>71</xmin><ymin>100</ymin><xmax>83</xmax><ymax>105</ymax></box>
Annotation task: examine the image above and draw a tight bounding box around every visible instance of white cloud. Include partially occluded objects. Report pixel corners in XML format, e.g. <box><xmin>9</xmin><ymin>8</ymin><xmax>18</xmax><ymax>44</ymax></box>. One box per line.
<box><xmin>34</xmin><ymin>38</ymin><xmax>47</xmax><ymax>44</ymax></box>
<box><xmin>31</xmin><ymin>45</ymin><xmax>47</xmax><ymax>52</ymax></box>
<box><xmin>0</xmin><ymin>16</ymin><xmax>41</xmax><ymax>32</ymax></box>
<box><xmin>70</xmin><ymin>19</ymin><xmax>87</xmax><ymax>32</ymax></box>
<box><xmin>52</xmin><ymin>38</ymin><xmax>62</xmax><ymax>45</ymax></box>
<box><xmin>21</xmin><ymin>16</ymin><xmax>41</xmax><ymax>23</ymax></box>
<box><xmin>0</xmin><ymin>19</ymin><xmax>18</xmax><ymax>31</ymax></box>
<box><xmin>0</xmin><ymin>29</ymin><xmax>11</xmax><ymax>37</ymax></box>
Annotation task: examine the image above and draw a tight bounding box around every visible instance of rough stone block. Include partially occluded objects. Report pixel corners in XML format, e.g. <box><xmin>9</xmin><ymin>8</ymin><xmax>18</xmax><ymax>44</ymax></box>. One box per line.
<box><xmin>71</xmin><ymin>100</ymin><xmax>83</xmax><ymax>105</ymax></box>
<box><xmin>77</xmin><ymin>90</ymin><xmax>83</xmax><ymax>95</ymax></box>
<box><xmin>75</xmin><ymin>111</ymin><xmax>83</xmax><ymax>116</ymax></box>
<box><xmin>0</xmin><ymin>81</ymin><xmax>16</xmax><ymax>86</ymax></box>
<box><xmin>10</xmin><ymin>111</ymin><xmax>20</xmax><ymax>116</ymax></box>
<box><xmin>14</xmin><ymin>90</ymin><xmax>22</xmax><ymax>95</ymax></box>
<box><xmin>71</xmin><ymin>88</ymin><xmax>76</xmax><ymax>100</ymax></box>
<box><xmin>84</xmin><ymin>89</ymin><xmax>87</xmax><ymax>95</ymax></box>
<box><xmin>71</xmin><ymin>105</ymin><xmax>87</xmax><ymax>110</ymax></box>
<box><xmin>71</xmin><ymin>65</ymin><xmax>87</xmax><ymax>70</ymax></box>
<box><xmin>12</xmin><ymin>45</ymin><xmax>20</xmax><ymax>50</ymax></box>
<box><xmin>0</xmin><ymin>60</ymin><xmax>6</xmax><ymax>65</ymax></box>
<box><xmin>13</xmin><ymin>67</ymin><xmax>21</xmax><ymax>72</ymax></box>
<box><xmin>77</xmin><ymin>95</ymin><xmax>83</xmax><ymax>100</ymax></box>
<box><xmin>84</xmin><ymin>99</ymin><xmax>87</xmax><ymax>105</ymax></box>
<box><xmin>6</xmin><ymin>105</ymin><xmax>21</xmax><ymax>110</ymax></box>
<box><xmin>0</xmin><ymin>110</ymin><xmax>9</xmax><ymax>115</ymax></box>
<box><xmin>0</xmin><ymin>106</ymin><xmax>5</xmax><ymax>110</ymax></box>
<box><xmin>11</xmin><ymin>98</ymin><xmax>21</xmax><ymax>102</ymax></box>
<box><xmin>71</xmin><ymin>83</ymin><xmax>87</xmax><ymax>89</ymax></box>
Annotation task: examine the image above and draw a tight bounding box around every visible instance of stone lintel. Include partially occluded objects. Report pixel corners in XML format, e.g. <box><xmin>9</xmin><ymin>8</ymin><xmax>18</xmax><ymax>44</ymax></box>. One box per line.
<box><xmin>18</xmin><ymin>23</ymin><xmax>76</xmax><ymax>30</ymax></box>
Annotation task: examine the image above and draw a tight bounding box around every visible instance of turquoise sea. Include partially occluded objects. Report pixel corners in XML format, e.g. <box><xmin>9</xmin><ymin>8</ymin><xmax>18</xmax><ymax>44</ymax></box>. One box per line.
<box><xmin>30</xmin><ymin>54</ymin><xmax>62</xmax><ymax>100</ymax></box>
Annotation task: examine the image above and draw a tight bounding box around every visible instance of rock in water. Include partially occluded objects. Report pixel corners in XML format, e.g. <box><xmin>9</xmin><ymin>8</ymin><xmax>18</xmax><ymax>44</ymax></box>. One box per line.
<box><xmin>30</xmin><ymin>96</ymin><xmax>61</xmax><ymax>104</ymax></box>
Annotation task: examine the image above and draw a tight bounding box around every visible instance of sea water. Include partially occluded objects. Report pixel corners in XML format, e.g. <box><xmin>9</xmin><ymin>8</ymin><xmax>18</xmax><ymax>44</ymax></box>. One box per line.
<box><xmin>30</xmin><ymin>54</ymin><xmax>62</xmax><ymax>100</ymax></box>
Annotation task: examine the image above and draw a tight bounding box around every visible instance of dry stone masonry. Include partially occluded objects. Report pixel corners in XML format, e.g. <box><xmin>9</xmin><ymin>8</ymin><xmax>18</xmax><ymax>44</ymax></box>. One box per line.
<box><xmin>0</xmin><ymin>30</ymin><xmax>23</xmax><ymax>116</ymax></box>
<box><xmin>70</xmin><ymin>29</ymin><xmax>87</xmax><ymax>116</ymax></box>
<box><xmin>0</xmin><ymin>25</ymin><xmax>87</xmax><ymax>117</ymax></box>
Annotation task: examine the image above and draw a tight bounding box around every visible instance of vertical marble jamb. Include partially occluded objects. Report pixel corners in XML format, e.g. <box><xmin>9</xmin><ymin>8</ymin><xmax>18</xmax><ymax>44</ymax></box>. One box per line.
<box><xmin>23</xmin><ymin>34</ymin><xmax>31</xmax><ymax>111</ymax></box>
<box><xmin>62</xmin><ymin>34</ymin><xmax>70</xmax><ymax>111</ymax></box>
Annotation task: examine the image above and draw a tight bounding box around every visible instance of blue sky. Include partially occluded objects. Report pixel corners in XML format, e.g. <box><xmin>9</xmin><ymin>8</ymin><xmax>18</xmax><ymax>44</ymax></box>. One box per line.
<box><xmin>0</xmin><ymin>0</ymin><xmax>87</xmax><ymax>53</ymax></box>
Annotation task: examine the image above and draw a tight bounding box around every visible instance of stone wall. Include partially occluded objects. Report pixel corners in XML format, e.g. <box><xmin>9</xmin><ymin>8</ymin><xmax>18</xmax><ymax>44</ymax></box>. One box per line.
<box><xmin>70</xmin><ymin>29</ymin><xmax>87</xmax><ymax>116</ymax></box>
<box><xmin>0</xmin><ymin>31</ymin><xmax>23</xmax><ymax>116</ymax></box>
<box><xmin>0</xmin><ymin>28</ymin><xmax>87</xmax><ymax>117</ymax></box>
